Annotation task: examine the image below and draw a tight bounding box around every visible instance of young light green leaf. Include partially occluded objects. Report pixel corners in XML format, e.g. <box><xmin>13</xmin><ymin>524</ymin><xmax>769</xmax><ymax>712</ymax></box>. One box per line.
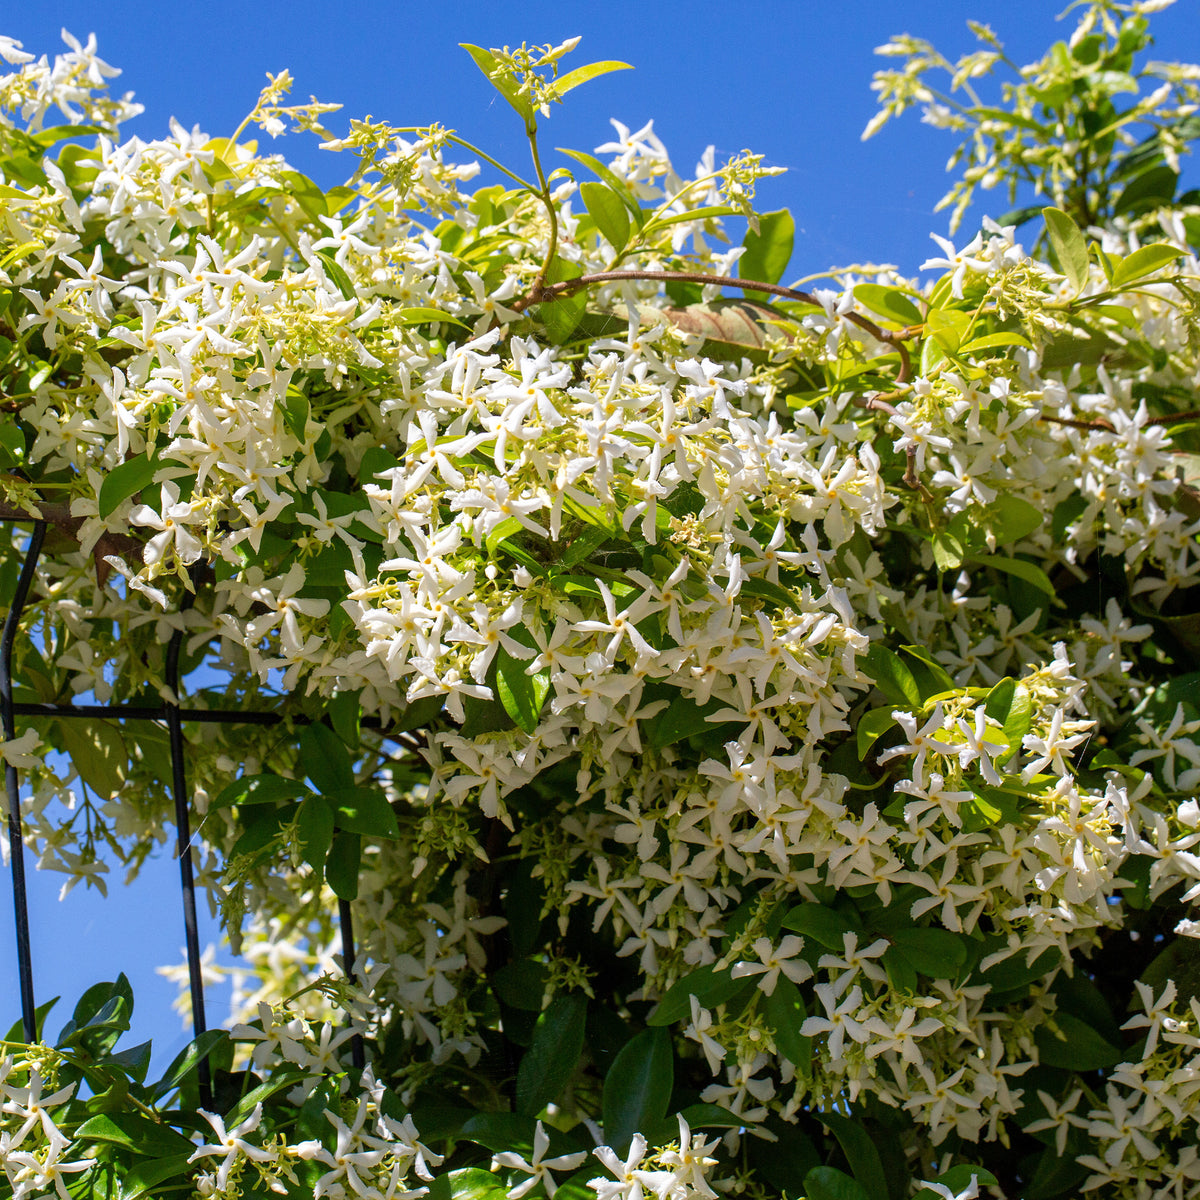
<box><xmin>1110</xmin><ymin>242</ymin><xmax>1183</xmax><ymax>289</ymax></box>
<box><xmin>853</xmin><ymin>283</ymin><xmax>922</xmax><ymax>326</ymax></box>
<box><xmin>1043</xmin><ymin>206</ymin><xmax>1089</xmax><ymax>295</ymax></box>
<box><xmin>460</xmin><ymin>44</ymin><xmax>535</xmax><ymax>125</ymax></box>
<box><xmin>553</xmin><ymin>60</ymin><xmax>633</xmax><ymax>98</ymax></box>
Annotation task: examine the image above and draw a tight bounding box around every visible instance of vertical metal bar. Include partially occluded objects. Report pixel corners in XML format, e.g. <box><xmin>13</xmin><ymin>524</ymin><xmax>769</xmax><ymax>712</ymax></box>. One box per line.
<box><xmin>0</xmin><ymin>521</ymin><xmax>45</xmax><ymax>1044</ymax></box>
<box><xmin>164</xmin><ymin>604</ymin><xmax>212</xmax><ymax>1108</ymax></box>
<box><xmin>338</xmin><ymin>897</ymin><xmax>365</xmax><ymax>1070</ymax></box>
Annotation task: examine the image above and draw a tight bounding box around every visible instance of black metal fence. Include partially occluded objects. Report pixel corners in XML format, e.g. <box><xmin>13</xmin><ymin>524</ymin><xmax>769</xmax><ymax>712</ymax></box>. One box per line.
<box><xmin>1</xmin><ymin>519</ymin><xmax>365</xmax><ymax>1109</ymax></box>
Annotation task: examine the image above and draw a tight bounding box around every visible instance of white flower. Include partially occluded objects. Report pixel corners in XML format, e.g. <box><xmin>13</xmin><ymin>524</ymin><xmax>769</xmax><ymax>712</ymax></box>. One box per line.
<box><xmin>491</xmin><ymin>1120</ymin><xmax>587</xmax><ymax>1199</ymax></box>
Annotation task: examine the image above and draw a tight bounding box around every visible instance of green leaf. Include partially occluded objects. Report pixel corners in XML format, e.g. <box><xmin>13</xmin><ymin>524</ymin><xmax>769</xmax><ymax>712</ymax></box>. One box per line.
<box><xmin>959</xmin><ymin>330</ymin><xmax>1032</xmax><ymax>353</ymax></box>
<box><xmin>328</xmin><ymin>690</ymin><xmax>362</xmax><ymax>747</ymax></box>
<box><xmin>495</xmin><ymin>645</ymin><xmax>551</xmax><ymax>735</ymax></box>
<box><xmin>397</xmin><ymin>306</ymin><xmax>471</xmax><ymax>329</ymax></box>
<box><xmin>644</xmin><ymin>688</ymin><xmax>726</xmax><ymax>749</ymax></box>
<box><xmin>602</xmin><ymin>1026</ymin><xmax>673</xmax><ymax>1153</ymax></box>
<box><xmin>151</xmin><ymin>1029</ymin><xmax>228</xmax><ymax>1100</ymax></box>
<box><xmin>1110</xmin><ymin>242</ymin><xmax>1183</xmax><ymax>289</ymax></box>
<box><xmin>556</xmin><ymin>148</ymin><xmax>643</xmax><ymax>220</ymax></box>
<box><xmin>1113</xmin><ymin>164</ymin><xmax>1177</xmax><ymax>218</ymax></box>
<box><xmin>492</xmin><ymin>958</ymin><xmax>549</xmax><ymax>1011</ymax></box>
<box><xmin>117</xmin><ymin>1154</ymin><xmax>195</xmax><ymax>1200</ymax></box>
<box><xmin>805</xmin><ymin>1166</ymin><xmax>870</xmax><ymax>1200</ymax></box>
<box><xmin>781</xmin><ymin>903</ymin><xmax>862</xmax><ymax>950</ymax></box>
<box><xmin>984</xmin><ymin>677</ymin><xmax>1033</xmax><ymax>760</ymax></box>
<box><xmin>861</xmin><ymin>644</ymin><xmax>922</xmax><ymax>710</ymax></box>
<box><xmin>461</xmin><ymin>44</ymin><xmax>535</xmax><ymax>126</ymax></box>
<box><xmin>965</xmin><ymin>553</ymin><xmax>1055</xmax><ymax>598</ymax></box>
<box><xmin>326</xmin><ymin>786</ymin><xmax>400</xmax><ymax>839</ymax></box>
<box><xmin>856</xmin><ymin>707</ymin><xmax>898</xmax><ymax>759</ymax></box>
<box><xmin>296</xmin><ymin>795</ymin><xmax>335</xmax><ymax>873</ymax></box>
<box><xmin>925</xmin><ymin>307</ymin><xmax>971</xmax><ymax>353</ymax></box>
<box><xmin>899</xmin><ymin>646</ymin><xmax>956</xmax><ymax>698</ymax></box>
<box><xmin>98</xmin><ymin>453</ymin><xmax>161</xmax><ymax>518</ymax></box>
<box><xmin>1043</xmin><ymin>206</ymin><xmax>1089</xmax><ymax>294</ymax></box>
<box><xmin>553</xmin><ymin>60</ymin><xmax>633</xmax><ymax>98</ymax></box>
<box><xmin>316</xmin><ymin>249</ymin><xmax>355</xmax><ymax>301</ymax></box>
<box><xmin>517</xmin><ymin>992</ymin><xmax>587</xmax><ymax>1116</ymax></box>
<box><xmin>647</xmin><ymin>964</ymin><xmax>750</xmax><ymax>1026</ymax></box>
<box><xmin>580</xmin><ymin>180</ymin><xmax>630</xmax><ymax>251</ymax></box>
<box><xmin>853</xmin><ymin>284</ymin><xmax>922</xmax><ymax>326</ymax></box>
<box><xmin>299</xmin><ymin>722</ymin><xmax>355</xmax><ymax>794</ymax></box>
<box><xmin>1034</xmin><ymin>1012</ymin><xmax>1123</xmax><ymax>1070</ymax></box>
<box><xmin>738</xmin><ymin>209</ymin><xmax>794</xmax><ymax>286</ymax></box>
<box><xmin>0</xmin><ymin>419</ymin><xmax>25</xmax><ymax>467</ymax></box>
<box><xmin>211</xmin><ymin>773</ymin><xmax>311</xmax><ymax>810</ymax></box>
<box><xmin>888</xmin><ymin>928</ymin><xmax>968</xmax><ymax>978</ymax></box>
<box><xmin>932</xmin><ymin>527</ymin><xmax>965</xmax><ymax>572</ymax></box>
<box><xmin>74</xmin><ymin>1112</ymin><xmax>195</xmax><ymax>1159</ymax></box>
<box><xmin>537</xmin><ymin>256</ymin><xmax>586</xmax><ymax>344</ymax></box>
<box><xmin>763</xmin><ymin>977</ymin><xmax>810</xmax><ymax>1068</ymax></box>
<box><xmin>56</xmin><ymin>720</ymin><xmax>127</xmax><ymax>800</ymax></box>
<box><xmin>427</xmin><ymin>1167</ymin><xmax>511</xmax><ymax>1200</ymax></box>
<box><xmin>982</xmin><ymin>493</ymin><xmax>1045</xmax><ymax>545</ymax></box>
<box><xmin>816</xmin><ymin>1111</ymin><xmax>889</xmax><ymax>1200</ymax></box>
<box><xmin>325</xmin><ymin>829</ymin><xmax>361</xmax><ymax>899</ymax></box>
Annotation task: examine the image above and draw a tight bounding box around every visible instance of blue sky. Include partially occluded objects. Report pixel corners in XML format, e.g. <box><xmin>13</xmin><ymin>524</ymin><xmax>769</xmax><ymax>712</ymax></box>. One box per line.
<box><xmin>2</xmin><ymin>0</ymin><xmax>1198</xmax><ymax>1066</ymax></box>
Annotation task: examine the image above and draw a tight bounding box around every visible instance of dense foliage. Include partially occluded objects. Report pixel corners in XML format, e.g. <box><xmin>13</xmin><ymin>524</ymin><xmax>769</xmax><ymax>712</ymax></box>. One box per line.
<box><xmin>2</xmin><ymin>5</ymin><xmax>1200</xmax><ymax>1198</ymax></box>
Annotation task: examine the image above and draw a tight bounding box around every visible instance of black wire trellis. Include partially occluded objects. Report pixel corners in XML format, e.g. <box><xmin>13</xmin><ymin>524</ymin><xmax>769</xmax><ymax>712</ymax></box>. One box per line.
<box><xmin>1</xmin><ymin>520</ymin><xmax>368</xmax><ymax>1109</ymax></box>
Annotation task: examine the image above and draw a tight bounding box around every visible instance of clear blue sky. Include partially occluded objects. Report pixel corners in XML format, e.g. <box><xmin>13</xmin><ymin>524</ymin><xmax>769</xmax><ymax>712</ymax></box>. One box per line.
<box><xmin>2</xmin><ymin>0</ymin><xmax>1197</xmax><ymax>1065</ymax></box>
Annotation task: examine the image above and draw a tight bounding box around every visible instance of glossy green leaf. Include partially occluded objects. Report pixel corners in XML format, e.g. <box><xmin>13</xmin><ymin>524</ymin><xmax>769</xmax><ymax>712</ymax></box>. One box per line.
<box><xmin>647</xmin><ymin>963</ymin><xmax>750</xmax><ymax>1026</ymax></box>
<box><xmin>856</xmin><ymin>707</ymin><xmax>898</xmax><ymax>759</ymax></box>
<box><xmin>644</xmin><ymin>688</ymin><xmax>726</xmax><ymax>749</ymax></box>
<box><xmin>326</xmin><ymin>786</ymin><xmax>400</xmax><ymax>839</ymax></box>
<box><xmin>299</xmin><ymin>722</ymin><xmax>355</xmax><ymax>794</ymax></box>
<box><xmin>556</xmin><ymin>148</ymin><xmax>643</xmax><ymax>219</ymax></box>
<box><xmin>580</xmin><ymin>180</ymin><xmax>630</xmax><ymax>251</ymax></box>
<box><xmin>296</xmin><ymin>794</ymin><xmax>335</xmax><ymax>873</ymax></box>
<box><xmin>781</xmin><ymin>903</ymin><xmax>862</xmax><ymax>950</ymax></box>
<box><xmin>602</xmin><ymin>1026</ymin><xmax>673</xmax><ymax>1153</ymax></box>
<box><xmin>316</xmin><ymin>249</ymin><xmax>355</xmax><ymax>301</ymax></box>
<box><xmin>925</xmin><ymin>307</ymin><xmax>971</xmax><ymax>353</ymax></box>
<box><xmin>861</xmin><ymin>644</ymin><xmax>922</xmax><ymax>710</ymax></box>
<box><xmin>537</xmin><ymin>256</ymin><xmax>586</xmax><ymax>343</ymax></box>
<box><xmin>152</xmin><ymin>1029</ymin><xmax>228</xmax><ymax>1101</ymax></box>
<box><xmin>212</xmin><ymin>773</ymin><xmax>311</xmax><ymax>810</ymax></box>
<box><xmin>74</xmin><ymin>1112</ymin><xmax>195</xmax><ymax>1158</ymax></box>
<box><xmin>1043</xmin><ymin>206</ymin><xmax>1089</xmax><ymax>294</ymax></box>
<box><xmin>965</xmin><ymin>553</ymin><xmax>1055</xmax><ymax>598</ymax></box>
<box><xmin>428</xmin><ymin>1168</ymin><xmax>511</xmax><ymax>1200</ymax></box>
<box><xmin>325</xmin><ymin>829</ymin><xmax>361</xmax><ymax>899</ymax></box>
<box><xmin>959</xmin><ymin>330</ymin><xmax>1032</xmax><ymax>353</ymax></box>
<box><xmin>496</xmin><ymin>645</ymin><xmax>551</xmax><ymax>734</ymax></box>
<box><xmin>817</xmin><ymin>1111</ymin><xmax>889</xmax><ymax>1200</ymax></box>
<box><xmin>888</xmin><ymin>928</ymin><xmax>969</xmax><ymax>978</ymax></box>
<box><xmin>517</xmin><ymin>992</ymin><xmax>587</xmax><ymax>1116</ymax></box>
<box><xmin>739</xmin><ymin>209</ymin><xmax>794</xmax><ymax>285</ymax></box>
<box><xmin>805</xmin><ymin>1167</ymin><xmax>871</xmax><ymax>1200</ymax></box>
<box><xmin>763</xmin><ymin>977</ymin><xmax>810</xmax><ymax>1068</ymax></box>
<box><xmin>98</xmin><ymin>453</ymin><xmax>161</xmax><ymax>518</ymax></box>
<box><xmin>984</xmin><ymin>677</ymin><xmax>1033</xmax><ymax>759</ymax></box>
<box><xmin>853</xmin><ymin>284</ymin><xmax>922</xmax><ymax>325</ymax></box>
<box><xmin>119</xmin><ymin>1154</ymin><xmax>195</xmax><ymax>1200</ymax></box>
<box><xmin>397</xmin><ymin>306</ymin><xmax>471</xmax><ymax>329</ymax></box>
<box><xmin>1034</xmin><ymin>1012</ymin><xmax>1123</xmax><ymax>1070</ymax></box>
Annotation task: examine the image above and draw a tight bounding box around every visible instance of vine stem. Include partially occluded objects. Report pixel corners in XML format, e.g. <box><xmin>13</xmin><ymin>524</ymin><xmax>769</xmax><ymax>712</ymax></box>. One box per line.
<box><xmin>525</xmin><ymin>126</ymin><xmax>558</xmax><ymax>305</ymax></box>
<box><xmin>514</xmin><ymin>267</ymin><xmax>915</xmax><ymax>381</ymax></box>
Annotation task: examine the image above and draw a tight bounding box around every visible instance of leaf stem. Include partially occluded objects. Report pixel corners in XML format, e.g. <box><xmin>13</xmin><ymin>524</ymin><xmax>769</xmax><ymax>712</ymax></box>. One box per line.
<box><xmin>526</xmin><ymin>126</ymin><xmax>558</xmax><ymax>304</ymax></box>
